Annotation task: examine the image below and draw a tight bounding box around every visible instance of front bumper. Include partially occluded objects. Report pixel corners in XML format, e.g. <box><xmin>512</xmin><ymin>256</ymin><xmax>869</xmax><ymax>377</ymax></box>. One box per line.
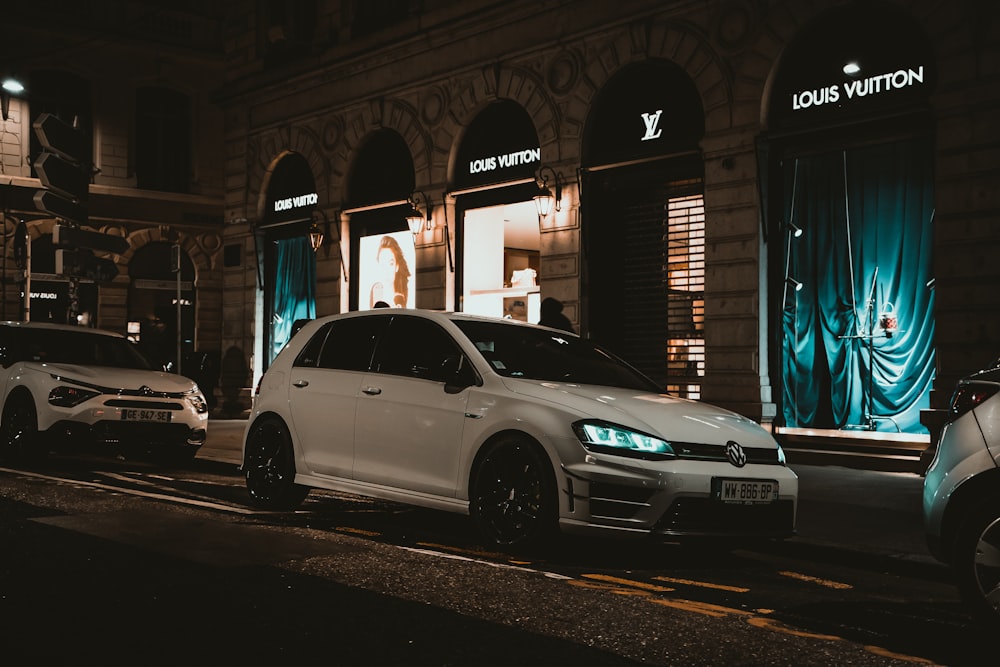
<box><xmin>558</xmin><ymin>455</ymin><xmax>798</xmax><ymax>540</ymax></box>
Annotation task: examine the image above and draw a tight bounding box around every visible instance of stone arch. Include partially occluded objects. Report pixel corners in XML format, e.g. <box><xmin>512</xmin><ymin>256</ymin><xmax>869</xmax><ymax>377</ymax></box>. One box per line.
<box><xmin>575</xmin><ymin>17</ymin><xmax>735</xmax><ymax>137</ymax></box>
<box><xmin>753</xmin><ymin>0</ymin><xmax>937</xmax><ymax>131</ymax></box>
<box><xmin>118</xmin><ymin>227</ymin><xmax>211</xmax><ymax>281</ymax></box>
<box><xmin>249</xmin><ymin>124</ymin><xmax>330</xmax><ymax>220</ymax></box>
<box><xmin>440</xmin><ymin>63</ymin><xmax>562</xmax><ymax>185</ymax></box>
<box><xmin>323</xmin><ymin>98</ymin><xmax>433</xmax><ymax>203</ymax></box>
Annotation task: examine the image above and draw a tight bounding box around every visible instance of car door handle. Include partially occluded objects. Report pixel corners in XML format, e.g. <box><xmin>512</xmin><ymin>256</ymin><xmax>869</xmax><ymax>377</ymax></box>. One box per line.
<box><xmin>362</xmin><ymin>386</ymin><xmax>382</xmax><ymax>396</ymax></box>
<box><xmin>292</xmin><ymin>379</ymin><xmax>309</xmax><ymax>388</ymax></box>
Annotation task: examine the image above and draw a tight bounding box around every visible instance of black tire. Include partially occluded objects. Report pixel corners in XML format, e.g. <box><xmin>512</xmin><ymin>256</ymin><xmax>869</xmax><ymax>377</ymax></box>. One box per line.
<box><xmin>0</xmin><ymin>393</ymin><xmax>46</xmax><ymax>464</ymax></box>
<box><xmin>244</xmin><ymin>418</ymin><xmax>309</xmax><ymax>510</ymax></box>
<box><xmin>953</xmin><ymin>500</ymin><xmax>1000</xmax><ymax>627</ymax></box>
<box><xmin>470</xmin><ymin>435</ymin><xmax>557</xmax><ymax>549</ymax></box>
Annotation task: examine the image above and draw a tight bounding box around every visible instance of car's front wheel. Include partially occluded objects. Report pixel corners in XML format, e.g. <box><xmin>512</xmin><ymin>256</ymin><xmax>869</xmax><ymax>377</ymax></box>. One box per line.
<box><xmin>470</xmin><ymin>435</ymin><xmax>557</xmax><ymax>550</ymax></box>
<box><xmin>0</xmin><ymin>393</ymin><xmax>46</xmax><ymax>464</ymax></box>
<box><xmin>953</xmin><ymin>500</ymin><xmax>1000</xmax><ymax>626</ymax></box>
<box><xmin>244</xmin><ymin>418</ymin><xmax>309</xmax><ymax>510</ymax></box>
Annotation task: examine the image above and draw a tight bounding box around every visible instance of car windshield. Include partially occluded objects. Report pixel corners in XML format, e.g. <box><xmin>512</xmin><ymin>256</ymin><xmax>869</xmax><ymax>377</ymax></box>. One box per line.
<box><xmin>454</xmin><ymin>319</ymin><xmax>662</xmax><ymax>393</ymax></box>
<box><xmin>7</xmin><ymin>327</ymin><xmax>154</xmax><ymax>370</ymax></box>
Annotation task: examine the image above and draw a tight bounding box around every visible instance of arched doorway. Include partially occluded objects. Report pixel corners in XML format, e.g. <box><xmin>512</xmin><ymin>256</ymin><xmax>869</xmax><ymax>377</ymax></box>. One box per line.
<box><xmin>581</xmin><ymin>59</ymin><xmax>705</xmax><ymax>396</ymax></box>
<box><xmin>763</xmin><ymin>1</ymin><xmax>936</xmax><ymax>434</ymax></box>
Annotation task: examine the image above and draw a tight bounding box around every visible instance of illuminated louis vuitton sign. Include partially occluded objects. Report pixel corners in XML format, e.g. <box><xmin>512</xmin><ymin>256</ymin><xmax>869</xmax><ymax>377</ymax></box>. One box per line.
<box><xmin>273</xmin><ymin>191</ymin><xmax>318</xmax><ymax>212</ymax></box>
<box><xmin>792</xmin><ymin>65</ymin><xmax>925</xmax><ymax>111</ymax></box>
<box><xmin>641</xmin><ymin>110</ymin><xmax>663</xmax><ymax>141</ymax></box>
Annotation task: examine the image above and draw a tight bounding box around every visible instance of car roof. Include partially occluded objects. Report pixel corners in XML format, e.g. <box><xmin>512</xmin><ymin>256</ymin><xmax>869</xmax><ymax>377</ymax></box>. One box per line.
<box><xmin>0</xmin><ymin>320</ymin><xmax>124</xmax><ymax>338</ymax></box>
<box><xmin>307</xmin><ymin>309</ymin><xmax>573</xmax><ymax>333</ymax></box>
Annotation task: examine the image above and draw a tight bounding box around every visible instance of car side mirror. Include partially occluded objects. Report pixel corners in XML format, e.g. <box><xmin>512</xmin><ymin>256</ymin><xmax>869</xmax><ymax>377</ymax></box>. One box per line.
<box><xmin>442</xmin><ymin>354</ymin><xmax>476</xmax><ymax>393</ymax></box>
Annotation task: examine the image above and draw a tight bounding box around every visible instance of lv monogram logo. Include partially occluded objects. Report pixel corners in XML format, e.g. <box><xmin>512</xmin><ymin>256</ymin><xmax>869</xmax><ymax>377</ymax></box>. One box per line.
<box><xmin>641</xmin><ymin>109</ymin><xmax>663</xmax><ymax>141</ymax></box>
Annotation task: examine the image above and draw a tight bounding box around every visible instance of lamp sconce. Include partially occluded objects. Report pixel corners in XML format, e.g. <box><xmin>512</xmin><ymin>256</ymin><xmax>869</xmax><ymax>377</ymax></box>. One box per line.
<box><xmin>534</xmin><ymin>166</ymin><xmax>563</xmax><ymax>219</ymax></box>
<box><xmin>1</xmin><ymin>75</ymin><xmax>25</xmax><ymax>122</ymax></box>
<box><xmin>785</xmin><ymin>276</ymin><xmax>803</xmax><ymax>292</ymax></box>
<box><xmin>788</xmin><ymin>221</ymin><xmax>803</xmax><ymax>238</ymax></box>
<box><xmin>406</xmin><ymin>191</ymin><xmax>433</xmax><ymax>236</ymax></box>
<box><xmin>309</xmin><ymin>211</ymin><xmax>328</xmax><ymax>253</ymax></box>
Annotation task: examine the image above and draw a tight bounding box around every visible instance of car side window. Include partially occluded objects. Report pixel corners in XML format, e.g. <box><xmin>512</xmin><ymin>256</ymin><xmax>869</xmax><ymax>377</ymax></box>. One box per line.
<box><xmin>374</xmin><ymin>316</ymin><xmax>464</xmax><ymax>383</ymax></box>
<box><xmin>316</xmin><ymin>316</ymin><xmax>389</xmax><ymax>372</ymax></box>
<box><xmin>293</xmin><ymin>324</ymin><xmax>331</xmax><ymax>368</ymax></box>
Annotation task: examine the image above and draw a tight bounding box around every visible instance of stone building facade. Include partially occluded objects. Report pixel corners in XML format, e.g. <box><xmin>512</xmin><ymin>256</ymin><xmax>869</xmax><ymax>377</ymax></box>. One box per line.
<box><xmin>1</xmin><ymin>1</ymin><xmax>997</xmax><ymax>437</ymax></box>
<box><xmin>215</xmin><ymin>0</ymin><xmax>998</xmax><ymax>435</ymax></box>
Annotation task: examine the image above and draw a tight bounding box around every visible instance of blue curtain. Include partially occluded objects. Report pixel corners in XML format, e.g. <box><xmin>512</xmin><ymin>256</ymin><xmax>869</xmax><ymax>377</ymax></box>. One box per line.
<box><xmin>271</xmin><ymin>236</ymin><xmax>316</xmax><ymax>362</ymax></box>
<box><xmin>782</xmin><ymin>137</ymin><xmax>935</xmax><ymax>433</ymax></box>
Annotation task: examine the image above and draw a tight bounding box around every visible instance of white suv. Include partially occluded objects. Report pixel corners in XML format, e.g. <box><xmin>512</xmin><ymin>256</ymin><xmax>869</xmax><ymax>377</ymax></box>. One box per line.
<box><xmin>924</xmin><ymin>357</ymin><xmax>1000</xmax><ymax>625</ymax></box>
<box><xmin>0</xmin><ymin>321</ymin><xmax>209</xmax><ymax>463</ymax></box>
<box><xmin>242</xmin><ymin>309</ymin><xmax>798</xmax><ymax>549</ymax></box>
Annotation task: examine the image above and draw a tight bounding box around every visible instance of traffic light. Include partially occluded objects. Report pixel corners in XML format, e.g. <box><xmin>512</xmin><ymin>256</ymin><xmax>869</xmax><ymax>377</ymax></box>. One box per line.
<box><xmin>32</xmin><ymin>113</ymin><xmax>89</xmax><ymax>225</ymax></box>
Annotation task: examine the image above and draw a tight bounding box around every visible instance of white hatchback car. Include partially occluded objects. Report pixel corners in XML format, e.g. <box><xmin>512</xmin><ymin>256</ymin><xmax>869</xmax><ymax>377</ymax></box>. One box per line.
<box><xmin>924</xmin><ymin>357</ymin><xmax>1000</xmax><ymax>625</ymax></box>
<box><xmin>0</xmin><ymin>321</ymin><xmax>209</xmax><ymax>463</ymax></box>
<box><xmin>242</xmin><ymin>310</ymin><xmax>798</xmax><ymax>548</ymax></box>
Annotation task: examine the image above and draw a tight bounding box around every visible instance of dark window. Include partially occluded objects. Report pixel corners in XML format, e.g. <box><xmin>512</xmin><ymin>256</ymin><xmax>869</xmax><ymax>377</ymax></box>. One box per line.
<box><xmin>351</xmin><ymin>0</ymin><xmax>417</xmax><ymax>39</ymax></box>
<box><xmin>135</xmin><ymin>87</ymin><xmax>191</xmax><ymax>192</ymax></box>
<box><xmin>294</xmin><ymin>323</ymin><xmax>330</xmax><ymax>368</ymax></box>
<box><xmin>374</xmin><ymin>316</ymin><xmax>462</xmax><ymax>382</ymax></box>
<box><xmin>223</xmin><ymin>244</ymin><xmax>242</xmax><ymax>268</ymax></box>
<box><xmin>28</xmin><ymin>70</ymin><xmax>92</xmax><ymax>178</ymax></box>
<box><xmin>316</xmin><ymin>316</ymin><xmax>389</xmax><ymax>371</ymax></box>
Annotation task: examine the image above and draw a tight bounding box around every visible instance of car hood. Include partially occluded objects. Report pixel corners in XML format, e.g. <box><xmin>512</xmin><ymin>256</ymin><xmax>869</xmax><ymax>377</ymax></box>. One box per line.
<box><xmin>500</xmin><ymin>378</ymin><xmax>778</xmax><ymax>448</ymax></box>
<box><xmin>28</xmin><ymin>362</ymin><xmax>199</xmax><ymax>394</ymax></box>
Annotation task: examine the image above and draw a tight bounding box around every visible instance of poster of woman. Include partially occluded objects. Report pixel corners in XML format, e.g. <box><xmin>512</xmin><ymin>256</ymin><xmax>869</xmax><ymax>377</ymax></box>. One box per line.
<box><xmin>360</xmin><ymin>231</ymin><xmax>415</xmax><ymax>309</ymax></box>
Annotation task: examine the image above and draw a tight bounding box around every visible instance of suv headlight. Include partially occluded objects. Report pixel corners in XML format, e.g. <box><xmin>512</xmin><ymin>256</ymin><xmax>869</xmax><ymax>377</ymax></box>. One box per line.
<box><xmin>49</xmin><ymin>386</ymin><xmax>100</xmax><ymax>407</ymax></box>
<box><xmin>186</xmin><ymin>391</ymin><xmax>208</xmax><ymax>414</ymax></box>
<box><xmin>572</xmin><ymin>420</ymin><xmax>675</xmax><ymax>460</ymax></box>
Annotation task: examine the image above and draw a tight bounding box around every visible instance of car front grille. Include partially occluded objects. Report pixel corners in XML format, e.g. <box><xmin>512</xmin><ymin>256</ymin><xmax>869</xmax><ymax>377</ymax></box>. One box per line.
<box><xmin>91</xmin><ymin>421</ymin><xmax>206</xmax><ymax>446</ymax></box>
<box><xmin>653</xmin><ymin>497</ymin><xmax>795</xmax><ymax>537</ymax></box>
<box><xmin>103</xmin><ymin>399</ymin><xmax>185</xmax><ymax>411</ymax></box>
<box><xmin>672</xmin><ymin>442</ymin><xmax>781</xmax><ymax>464</ymax></box>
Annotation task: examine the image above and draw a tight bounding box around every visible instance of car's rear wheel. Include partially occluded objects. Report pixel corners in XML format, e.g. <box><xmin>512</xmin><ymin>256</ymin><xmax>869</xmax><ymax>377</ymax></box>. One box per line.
<box><xmin>0</xmin><ymin>393</ymin><xmax>46</xmax><ymax>464</ymax></box>
<box><xmin>953</xmin><ymin>500</ymin><xmax>1000</xmax><ymax>627</ymax></box>
<box><xmin>470</xmin><ymin>435</ymin><xmax>557</xmax><ymax>549</ymax></box>
<box><xmin>244</xmin><ymin>417</ymin><xmax>309</xmax><ymax>510</ymax></box>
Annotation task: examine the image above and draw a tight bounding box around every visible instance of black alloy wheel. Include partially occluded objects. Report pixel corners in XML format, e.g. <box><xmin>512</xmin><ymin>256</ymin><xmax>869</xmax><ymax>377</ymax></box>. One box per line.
<box><xmin>0</xmin><ymin>394</ymin><xmax>44</xmax><ymax>464</ymax></box>
<box><xmin>244</xmin><ymin>418</ymin><xmax>309</xmax><ymax>510</ymax></box>
<box><xmin>470</xmin><ymin>435</ymin><xmax>557</xmax><ymax>549</ymax></box>
<box><xmin>954</xmin><ymin>501</ymin><xmax>1000</xmax><ymax>628</ymax></box>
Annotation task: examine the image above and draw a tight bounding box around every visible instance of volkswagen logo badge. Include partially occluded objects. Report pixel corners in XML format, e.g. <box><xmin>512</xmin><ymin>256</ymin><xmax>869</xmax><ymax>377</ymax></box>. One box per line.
<box><xmin>725</xmin><ymin>441</ymin><xmax>747</xmax><ymax>468</ymax></box>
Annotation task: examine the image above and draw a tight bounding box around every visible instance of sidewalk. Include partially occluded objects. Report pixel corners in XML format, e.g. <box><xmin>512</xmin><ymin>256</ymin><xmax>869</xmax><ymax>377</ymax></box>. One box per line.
<box><xmin>200</xmin><ymin>418</ymin><xmax>938</xmax><ymax>568</ymax></box>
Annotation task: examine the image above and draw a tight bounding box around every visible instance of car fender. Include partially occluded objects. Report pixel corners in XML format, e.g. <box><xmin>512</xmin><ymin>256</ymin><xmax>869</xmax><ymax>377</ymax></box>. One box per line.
<box><xmin>456</xmin><ymin>388</ymin><xmax>586</xmax><ymax>501</ymax></box>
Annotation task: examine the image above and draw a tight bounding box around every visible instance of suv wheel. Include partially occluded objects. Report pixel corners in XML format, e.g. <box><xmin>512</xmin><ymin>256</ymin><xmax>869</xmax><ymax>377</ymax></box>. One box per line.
<box><xmin>954</xmin><ymin>500</ymin><xmax>1000</xmax><ymax>626</ymax></box>
<box><xmin>1</xmin><ymin>393</ymin><xmax>46</xmax><ymax>464</ymax></box>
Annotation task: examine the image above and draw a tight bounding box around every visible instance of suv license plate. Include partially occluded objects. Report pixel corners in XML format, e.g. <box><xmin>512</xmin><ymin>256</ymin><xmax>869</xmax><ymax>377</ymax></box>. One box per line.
<box><xmin>121</xmin><ymin>409</ymin><xmax>172</xmax><ymax>423</ymax></box>
<box><xmin>714</xmin><ymin>478</ymin><xmax>777</xmax><ymax>505</ymax></box>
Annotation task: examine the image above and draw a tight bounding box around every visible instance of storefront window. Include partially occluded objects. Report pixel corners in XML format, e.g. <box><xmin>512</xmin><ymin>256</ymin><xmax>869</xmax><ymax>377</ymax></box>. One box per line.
<box><xmin>461</xmin><ymin>201</ymin><xmax>539</xmax><ymax>322</ymax></box>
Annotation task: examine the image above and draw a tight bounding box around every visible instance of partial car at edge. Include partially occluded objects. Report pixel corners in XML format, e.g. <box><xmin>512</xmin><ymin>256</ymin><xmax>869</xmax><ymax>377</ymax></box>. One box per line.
<box><xmin>242</xmin><ymin>309</ymin><xmax>798</xmax><ymax>549</ymax></box>
<box><xmin>924</xmin><ymin>357</ymin><xmax>1000</xmax><ymax>625</ymax></box>
<box><xmin>0</xmin><ymin>321</ymin><xmax>209</xmax><ymax>464</ymax></box>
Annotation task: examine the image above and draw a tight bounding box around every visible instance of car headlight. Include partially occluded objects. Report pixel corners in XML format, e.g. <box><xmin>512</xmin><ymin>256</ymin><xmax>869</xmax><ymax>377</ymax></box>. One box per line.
<box><xmin>572</xmin><ymin>420</ymin><xmax>675</xmax><ymax>460</ymax></box>
<box><xmin>186</xmin><ymin>391</ymin><xmax>208</xmax><ymax>414</ymax></box>
<box><xmin>49</xmin><ymin>386</ymin><xmax>100</xmax><ymax>407</ymax></box>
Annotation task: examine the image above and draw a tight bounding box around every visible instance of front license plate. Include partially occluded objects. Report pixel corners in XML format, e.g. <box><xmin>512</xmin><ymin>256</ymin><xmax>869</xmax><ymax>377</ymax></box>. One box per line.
<box><xmin>714</xmin><ymin>478</ymin><xmax>778</xmax><ymax>505</ymax></box>
<box><xmin>120</xmin><ymin>409</ymin><xmax>172</xmax><ymax>423</ymax></box>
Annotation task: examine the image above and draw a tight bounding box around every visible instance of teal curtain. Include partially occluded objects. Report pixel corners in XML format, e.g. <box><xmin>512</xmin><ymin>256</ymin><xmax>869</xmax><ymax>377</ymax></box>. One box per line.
<box><xmin>782</xmin><ymin>137</ymin><xmax>935</xmax><ymax>433</ymax></box>
<box><xmin>271</xmin><ymin>236</ymin><xmax>316</xmax><ymax>362</ymax></box>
